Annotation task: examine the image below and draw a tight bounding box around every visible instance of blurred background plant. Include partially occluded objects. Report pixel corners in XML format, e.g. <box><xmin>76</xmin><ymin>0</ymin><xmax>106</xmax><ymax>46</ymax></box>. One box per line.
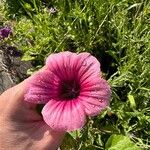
<box><xmin>0</xmin><ymin>0</ymin><xmax>150</xmax><ymax>149</ymax></box>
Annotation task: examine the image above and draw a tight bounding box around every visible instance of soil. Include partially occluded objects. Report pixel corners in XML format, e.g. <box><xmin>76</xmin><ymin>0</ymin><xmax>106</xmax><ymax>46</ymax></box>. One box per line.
<box><xmin>0</xmin><ymin>45</ymin><xmax>33</xmax><ymax>94</ymax></box>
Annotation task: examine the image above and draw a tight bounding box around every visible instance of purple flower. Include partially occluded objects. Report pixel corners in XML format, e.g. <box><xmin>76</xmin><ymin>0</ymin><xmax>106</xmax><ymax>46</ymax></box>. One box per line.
<box><xmin>0</xmin><ymin>27</ymin><xmax>12</xmax><ymax>39</ymax></box>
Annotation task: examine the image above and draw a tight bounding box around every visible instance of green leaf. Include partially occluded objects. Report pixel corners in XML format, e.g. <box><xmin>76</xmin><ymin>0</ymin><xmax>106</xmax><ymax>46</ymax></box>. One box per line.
<box><xmin>69</xmin><ymin>130</ymin><xmax>81</xmax><ymax>140</ymax></box>
<box><xmin>24</xmin><ymin>3</ymin><xmax>33</xmax><ymax>11</ymax></box>
<box><xmin>60</xmin><ymin>133</ymin><xmax>78</xmax><ymax>150</ymax></box>
<box><xmin>128</xmin><ymin>94</ymin><xmax>136</xmax><ymax>109</ymax></box>
<box><xmin>69</xmin><ymin>131</ymin><xmax>77</xmax><ymax>140</ymax></box>
<box><xmin>105</xmin><ymin>134</ymin><xmax>140</xmax><ymax>150</ymax></box>
<box><xmin>21</xmin><ymin>52</ymin><xmax>35</xmax><ymax>61</ymax></box>
<box><xmin>80</xmin><ymin>145</ymin><xmax>102</xmax><ymax>150</ymax></box>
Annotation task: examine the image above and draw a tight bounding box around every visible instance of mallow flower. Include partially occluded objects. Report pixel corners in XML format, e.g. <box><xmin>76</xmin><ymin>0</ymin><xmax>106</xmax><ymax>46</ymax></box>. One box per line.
<box><xmin>0</xmin><ymin>26</ymin><xmax>11</xmax><ymax>39</ymax></box>
<box><xmin>25</xmin><ymin>52</ymin><xmax>111</xmax><ymax>131</ymax></box>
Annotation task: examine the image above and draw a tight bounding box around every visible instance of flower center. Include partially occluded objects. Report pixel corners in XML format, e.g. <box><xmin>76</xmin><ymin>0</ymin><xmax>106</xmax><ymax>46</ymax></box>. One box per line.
<box><xmin>60</xmin><ymin>80</ymin><xmax>80</xmax><ymax>100</ymax></box>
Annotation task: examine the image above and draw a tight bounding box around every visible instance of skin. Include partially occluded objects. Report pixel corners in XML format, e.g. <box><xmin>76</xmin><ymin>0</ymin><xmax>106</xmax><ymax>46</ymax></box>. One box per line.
<box><xmin>0</xmin><ymin>78</ymin><xmax>65</xmax><ymax>150</ymax></box>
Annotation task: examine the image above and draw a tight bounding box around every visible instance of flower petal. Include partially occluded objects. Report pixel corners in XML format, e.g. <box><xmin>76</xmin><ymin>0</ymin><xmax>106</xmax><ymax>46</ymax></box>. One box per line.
<box><xmin>46</xmin><ymin>51</ymin><xmax>77</xmax><ymax>81</ymax></box>
<box><xmin>42</xmin><ymin>99</ymin><xmax>86</xmax><ymax>131</ymax></box>
<box><xmin>46</xmin><ymin>52</ymin><xmax>101</xmax><ymax>83</ymax></box>
<box><xmin>76</xmin><ymin>52</ymin><xmax>101</xmax><ymax>83</ymax></box>
<box><xmin>79</xmin><ymin>79</ymin><xmax>111</xmax><ymax>116</ymax></box>
<box><xmin>24</xmin><ymin>70</ymin><xmax>61</xmax><ymax>104</ymax></box>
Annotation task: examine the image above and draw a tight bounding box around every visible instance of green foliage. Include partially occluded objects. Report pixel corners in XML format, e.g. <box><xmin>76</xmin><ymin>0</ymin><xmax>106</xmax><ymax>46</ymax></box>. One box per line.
<box><xmin>1</xmin><ymin>0</ymin><xmax>150</xmax><ymax>149</ymax></box>
<box><xmin>105</xmin><ymin>134</ymin><xmax>140</xmax><ymax>150</ymax></box>
<box><xmin>5</xmin><ymin>0</ymin><xmax>42</xmax><ymax>18</ymax></box>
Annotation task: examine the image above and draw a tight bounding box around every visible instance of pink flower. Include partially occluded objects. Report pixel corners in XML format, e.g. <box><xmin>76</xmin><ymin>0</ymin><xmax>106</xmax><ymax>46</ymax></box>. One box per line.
<box><xmin>25</xmin><ymin>52</ymin><xmax>111</xmax><ymax>131</ymax></box>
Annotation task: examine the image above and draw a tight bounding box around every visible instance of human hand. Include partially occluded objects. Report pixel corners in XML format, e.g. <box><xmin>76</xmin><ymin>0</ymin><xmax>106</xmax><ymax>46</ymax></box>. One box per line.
<box><xmin>0</xmin><ymin>79</ymin><xmax>65</xmax><ymax>150</ymax></box>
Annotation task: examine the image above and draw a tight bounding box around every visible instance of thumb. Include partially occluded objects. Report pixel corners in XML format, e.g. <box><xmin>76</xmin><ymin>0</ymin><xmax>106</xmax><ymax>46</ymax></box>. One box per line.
<box><xmin>1</xmin><ymin>66</ymin><xmax>47</xmax><ymax>109</ymax></box>
<box><xmin>1</xmin><ymin>79</ymin><xmax>42</xmax><ymax>122</ymax></box>
<box><xmin>0</xmin><ymin>67</ymin><xmax>48</xmax><ymax>121</ymax></box>
<box><xmin>1</xmin><ymin>79</ymin><xmax>31</xmax><ymax>107</ymax></box>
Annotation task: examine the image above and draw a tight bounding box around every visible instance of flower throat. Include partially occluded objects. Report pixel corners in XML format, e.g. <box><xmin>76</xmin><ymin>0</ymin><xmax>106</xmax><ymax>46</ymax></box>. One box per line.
<box><xmin>60</xmin><ymin>80</ymin><xmax>80</xmax><ymax>100</ymax></box>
